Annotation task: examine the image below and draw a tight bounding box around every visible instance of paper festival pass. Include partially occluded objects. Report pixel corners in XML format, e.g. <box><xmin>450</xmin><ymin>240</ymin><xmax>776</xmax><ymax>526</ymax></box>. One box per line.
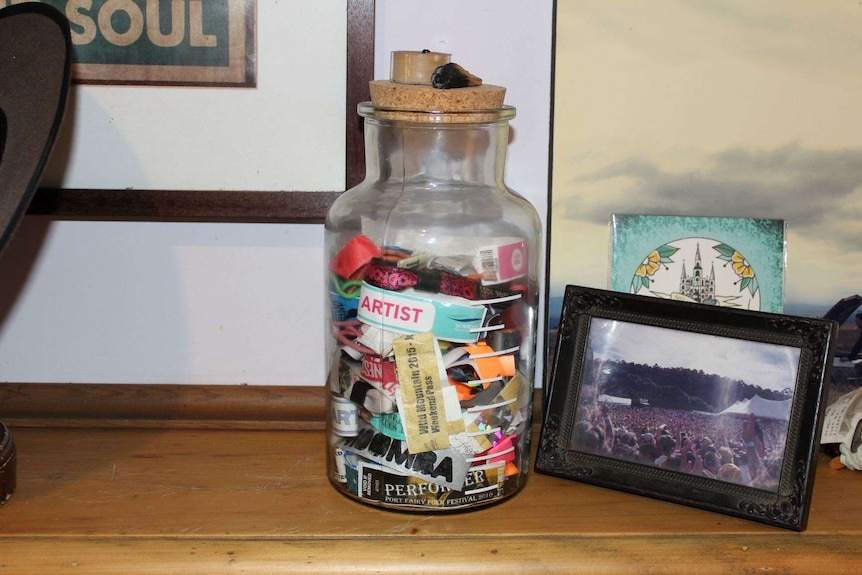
<box><xmin>393</xmin><ymin>332</ymin><xmax>450</xmax><ymax>453</ymax></box>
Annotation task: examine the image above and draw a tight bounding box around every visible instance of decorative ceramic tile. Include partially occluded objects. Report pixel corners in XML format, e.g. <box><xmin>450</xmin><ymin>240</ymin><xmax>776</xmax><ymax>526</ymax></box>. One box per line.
<box><xmin>610</xmin><ymin>215</ymin><xmax>785</xmax><ymax>313</ymax></box>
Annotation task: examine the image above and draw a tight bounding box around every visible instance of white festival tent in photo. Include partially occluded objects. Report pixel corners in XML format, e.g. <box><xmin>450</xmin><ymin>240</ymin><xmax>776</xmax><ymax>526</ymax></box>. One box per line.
<box><xmin>718</xmin><ymin>395</ymin><xmax>792</xmax><ymax>421</ymax></box>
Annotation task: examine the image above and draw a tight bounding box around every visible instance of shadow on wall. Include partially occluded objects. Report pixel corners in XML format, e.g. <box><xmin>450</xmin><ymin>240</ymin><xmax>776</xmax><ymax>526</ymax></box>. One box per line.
<box><xmin>0</xmin><ymin>218</ymin><xmax>191</xmax><ymax>385</ymax></box>
<box><xmin>0</xmin><ymin>217</ymin><xmax>50</xmax><ymax>331</ymax></box>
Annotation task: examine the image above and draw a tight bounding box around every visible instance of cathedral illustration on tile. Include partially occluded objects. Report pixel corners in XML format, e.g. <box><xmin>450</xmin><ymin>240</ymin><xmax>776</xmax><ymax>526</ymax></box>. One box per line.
<box><xmin>679</xmin><ymin>244</ymin><xmax>716</xmax><ymax>304</ymax></box>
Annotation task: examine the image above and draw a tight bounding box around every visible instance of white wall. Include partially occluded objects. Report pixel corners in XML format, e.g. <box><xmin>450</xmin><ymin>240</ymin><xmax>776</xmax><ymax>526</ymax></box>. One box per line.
<box><xmin>0</xmin><ymin>0</ymin><xmax>553</xmax><ymax>386</ymax></box>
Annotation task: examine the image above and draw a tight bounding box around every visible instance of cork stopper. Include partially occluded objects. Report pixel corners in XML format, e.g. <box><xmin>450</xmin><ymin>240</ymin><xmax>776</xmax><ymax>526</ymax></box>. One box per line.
<box><xmin>390</xmin><ymin>50</ymin><xmax>450</xmax><ymax>84</ymax></box>
<box><xmin>367</xmin><ymin>50</ymin><xmax>509</xmax><ymax>123</ymax></box>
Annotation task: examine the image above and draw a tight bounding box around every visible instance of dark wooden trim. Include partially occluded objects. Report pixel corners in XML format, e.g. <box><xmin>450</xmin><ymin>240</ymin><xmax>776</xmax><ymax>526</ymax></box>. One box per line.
<box><xmin>28</xmin><ymin>1</ymin><xmax>376</xmax><ymax>222</ymax></box>
<box><xmin>0</xmin><ymin>383</ymin><xmax>326</xmax><ymax>430</ymax></box>
<box><xmin>27</xmin><ymin>189</ymin><xmax>341</xmax><ymax>223</ymax></box>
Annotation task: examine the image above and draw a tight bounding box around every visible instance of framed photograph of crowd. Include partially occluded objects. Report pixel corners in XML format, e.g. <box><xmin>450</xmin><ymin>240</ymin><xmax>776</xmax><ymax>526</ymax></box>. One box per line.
<box><xmin>536</xmin><ymin>285</ymin><xmax>838</xmax><ymax>531</ymax></box>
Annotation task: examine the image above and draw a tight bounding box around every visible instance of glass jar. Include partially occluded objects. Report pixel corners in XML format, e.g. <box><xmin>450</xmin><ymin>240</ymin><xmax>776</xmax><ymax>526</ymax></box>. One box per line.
<box><xmin>324</xmin><ymin>102</ymin><xmax>540</xmax><ymax>510</ymax></box>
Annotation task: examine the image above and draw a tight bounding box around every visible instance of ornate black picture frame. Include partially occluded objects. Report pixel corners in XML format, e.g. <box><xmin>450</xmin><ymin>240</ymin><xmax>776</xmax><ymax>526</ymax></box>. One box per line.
<box><xmin>536</xmin><ymin>285</ymin><xmax>837</xmax><ymax>531</ymax></box>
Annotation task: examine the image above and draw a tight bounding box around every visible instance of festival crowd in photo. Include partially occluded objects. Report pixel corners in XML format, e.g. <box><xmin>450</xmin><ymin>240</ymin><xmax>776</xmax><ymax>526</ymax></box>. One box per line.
<box><xmin>572</xmin><ymin>401</ymin><xmax>786</xmax><ymax>491</ymax></box>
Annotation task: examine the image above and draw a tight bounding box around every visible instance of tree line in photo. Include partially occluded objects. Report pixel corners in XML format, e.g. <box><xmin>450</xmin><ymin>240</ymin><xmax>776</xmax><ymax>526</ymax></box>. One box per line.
<box><xmin>594</xmin><ymin>359</ymin><xmax>790</xmax><ymax>414</ymax></box>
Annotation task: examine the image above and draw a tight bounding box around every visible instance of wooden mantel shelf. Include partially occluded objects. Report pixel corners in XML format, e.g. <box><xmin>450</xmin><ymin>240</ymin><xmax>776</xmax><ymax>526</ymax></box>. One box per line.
<box><xmin>1</xmin><ymin>384</ymin><xmax>861</xmax><ymax>574</ymax></box>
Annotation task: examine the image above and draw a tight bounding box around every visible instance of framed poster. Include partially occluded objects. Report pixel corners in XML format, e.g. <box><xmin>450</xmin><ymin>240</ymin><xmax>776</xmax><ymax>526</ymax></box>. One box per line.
<box><xmin>22</xmin><ymin>0</ymin><xmax>375</xmax><ymax>221</ymax></box>
<box><xmin>30</xmin><ymin>0</ymin><xmax>256</xmax><ymax>87</ymax></box>
<box><xmin>547</xmin><ymin>2</ymin><xmax>862</xmax><ymax>365</ymax></box>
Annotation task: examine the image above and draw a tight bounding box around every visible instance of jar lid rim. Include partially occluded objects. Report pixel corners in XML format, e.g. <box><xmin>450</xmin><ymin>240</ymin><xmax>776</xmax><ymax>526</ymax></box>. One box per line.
<box><xmin>357</xmin><ymin>102</ymin><xmax>516</xmax><ymax>123</ymax></box>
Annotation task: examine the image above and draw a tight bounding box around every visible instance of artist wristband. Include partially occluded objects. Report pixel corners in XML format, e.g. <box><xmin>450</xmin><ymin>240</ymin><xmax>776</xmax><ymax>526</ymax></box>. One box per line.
<box><xmin>357</xmin><ymin>282</ymin><xmax>487</xmax><ymax>343</ymax></box>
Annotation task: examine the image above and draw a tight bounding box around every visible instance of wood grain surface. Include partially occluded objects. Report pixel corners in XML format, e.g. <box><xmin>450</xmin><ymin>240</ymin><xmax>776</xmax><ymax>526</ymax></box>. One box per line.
<box><xmin>0</xmin><ymin>424</ymin><xmax>858</xmax><ymax>574</ymax></box>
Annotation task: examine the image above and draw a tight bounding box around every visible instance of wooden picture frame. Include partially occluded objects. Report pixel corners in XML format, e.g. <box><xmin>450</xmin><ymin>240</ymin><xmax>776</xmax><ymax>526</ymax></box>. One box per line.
<box><xmin>536</xmin><ymin>285</ymin><xmax>837</xmax><ymax>531</ymax></box>
<box><xmin>26</xmin><ymin>0</ymin><xmax>374</xmax><ymax>223</ymax></box>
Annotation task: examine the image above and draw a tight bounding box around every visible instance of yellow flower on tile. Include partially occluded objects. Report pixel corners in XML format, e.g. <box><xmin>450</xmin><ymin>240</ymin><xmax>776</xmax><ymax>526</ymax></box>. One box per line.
<box><xmin>731</xmin><ymin>251</ymin><xmax>755</xmax><ymax>279</ymax></box>
<box><xmin>636</xmin><ymin>250</ymin><xmax>661</xmax><ymax>278</ymax></box>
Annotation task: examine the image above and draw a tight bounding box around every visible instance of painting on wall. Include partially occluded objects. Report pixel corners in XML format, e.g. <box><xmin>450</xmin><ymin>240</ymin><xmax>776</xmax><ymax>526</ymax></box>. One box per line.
<box><xmin>547</xmin><ymin>1</ymin><xmax>862</xmax><ymax>373</ymax></box>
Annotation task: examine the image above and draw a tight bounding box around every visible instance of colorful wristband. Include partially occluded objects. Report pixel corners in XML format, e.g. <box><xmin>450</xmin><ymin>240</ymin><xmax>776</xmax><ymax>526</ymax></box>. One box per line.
<box><xmin>364</xmin><ymin>258</ymin><xmax>516</xmax><ymax>301</ymax></box>
<box><xmin>330</xmin><ymin>235</ymin><xmax>381</xmax><ymax>279</ymax></box>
